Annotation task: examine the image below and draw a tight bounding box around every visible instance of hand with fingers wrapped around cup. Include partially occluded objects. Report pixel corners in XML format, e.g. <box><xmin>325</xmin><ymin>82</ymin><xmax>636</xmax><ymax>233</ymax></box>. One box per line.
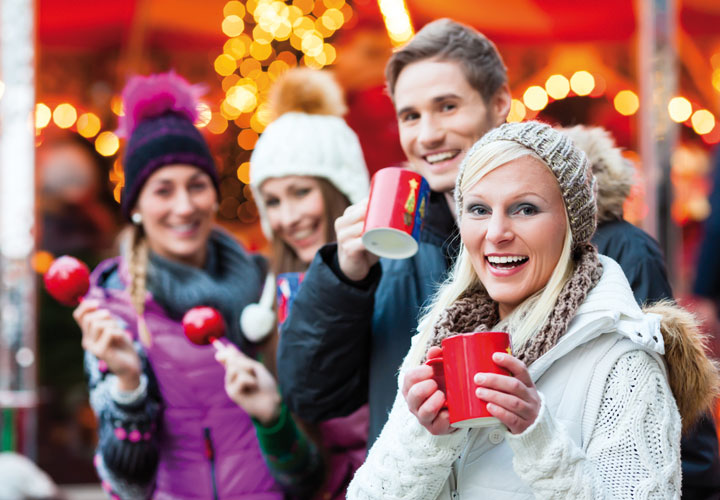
<box><xmin>73</xmin><ymin>299</ymin><xmax>141</xmax><ymax>392</ymax></box>
<box><xmin>215</xmin><ymin>344</ymin><xmax>282</xmax><ymax>427</ymax></box>
<box><xmin>334</xmin><ymin>199</ymin><xmax>379</xmax><ymax>282</ymax></box>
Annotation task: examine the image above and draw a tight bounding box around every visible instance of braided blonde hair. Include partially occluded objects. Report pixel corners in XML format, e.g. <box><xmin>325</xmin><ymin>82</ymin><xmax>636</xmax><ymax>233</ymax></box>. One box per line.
<box><xmin>123</xmin><ymin>225</ymin><xmax>152</xmax><ymax>346</ymax></box>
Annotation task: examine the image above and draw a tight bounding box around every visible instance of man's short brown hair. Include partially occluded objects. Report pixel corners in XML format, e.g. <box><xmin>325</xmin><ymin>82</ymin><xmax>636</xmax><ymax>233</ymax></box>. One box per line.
<box><xmin>385</xmin><ymin>18</ymin><xmax>507</xmax><ymax>104</ymax></box>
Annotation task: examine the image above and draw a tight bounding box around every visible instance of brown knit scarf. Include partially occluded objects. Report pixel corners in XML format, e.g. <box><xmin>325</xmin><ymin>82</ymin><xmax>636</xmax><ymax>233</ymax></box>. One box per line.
<box><xmin>426</xmin><ymin>243</ymin><xmax>603</xmax><ymax>367</ymax></box>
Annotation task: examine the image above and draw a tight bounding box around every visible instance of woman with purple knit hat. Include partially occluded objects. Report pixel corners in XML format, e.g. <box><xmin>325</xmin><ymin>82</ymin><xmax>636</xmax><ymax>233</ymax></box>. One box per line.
<box><xmin>72</xmin><ymin>71</ymin><xmax>320</xmax><ymax>499</ymax></box>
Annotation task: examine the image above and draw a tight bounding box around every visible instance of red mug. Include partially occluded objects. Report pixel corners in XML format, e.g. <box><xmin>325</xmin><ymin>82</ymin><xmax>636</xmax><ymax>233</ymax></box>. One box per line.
<box><xmin>425</xmin><ymin>331</ymin><xmax>512</xmax><ymax>428</ymax></box>
<box><xmin>361</xmin><ymin>167</ymin><xmax>430</xmax><ymax>259</ymax></box>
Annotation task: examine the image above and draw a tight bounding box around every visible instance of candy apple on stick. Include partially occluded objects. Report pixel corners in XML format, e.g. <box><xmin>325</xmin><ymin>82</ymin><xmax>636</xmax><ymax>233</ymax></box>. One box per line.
<box><xmin>182</xmin><ymin>306</ymin><xmax>226</xmax><ymax>350</ymax></box>
<box><xmin>43</xmin><ymin>255</ymin><xmax>90</xmax><ymax>306</ymax></box>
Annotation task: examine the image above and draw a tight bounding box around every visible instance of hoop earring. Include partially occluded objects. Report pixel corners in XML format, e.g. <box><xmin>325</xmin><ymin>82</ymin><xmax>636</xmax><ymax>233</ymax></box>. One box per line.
<box><xmin>131</xmin><ymin>212</ymin><xmax>143</xmax><ymax>225</ymax></box>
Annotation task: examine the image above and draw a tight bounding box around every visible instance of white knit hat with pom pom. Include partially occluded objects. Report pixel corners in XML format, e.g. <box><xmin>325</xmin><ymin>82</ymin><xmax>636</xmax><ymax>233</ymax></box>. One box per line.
<box><xmin>249</xmin><ymin>68</ymin><xmax>370</xmax><ymax>237</ymax></box>
<box><xmin>242</xmin><ymin>68</ymin><xmax>370</xmax><ymax>343</ymax></box>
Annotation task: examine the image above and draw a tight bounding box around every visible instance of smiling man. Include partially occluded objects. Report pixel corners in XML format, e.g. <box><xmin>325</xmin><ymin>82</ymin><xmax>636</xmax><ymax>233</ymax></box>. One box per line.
<box><xmin>277</xmin><ymin>19</ymin><xmax>511</xmax><ymax>444</ymax></box>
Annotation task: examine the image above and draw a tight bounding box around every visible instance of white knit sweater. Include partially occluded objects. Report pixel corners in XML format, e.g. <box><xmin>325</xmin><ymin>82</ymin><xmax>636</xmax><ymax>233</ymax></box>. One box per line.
<box><xmin>347</xmin><ymin>258</ymin><xmax>682</xmax><ymax>500</ymax></box>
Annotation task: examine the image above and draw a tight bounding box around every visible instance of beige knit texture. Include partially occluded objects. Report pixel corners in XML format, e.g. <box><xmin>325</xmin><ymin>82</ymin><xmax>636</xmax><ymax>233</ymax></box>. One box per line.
<box><xmin>427</xmin><ymin>243</ymin><xmax>602</xmax><ymax>367</ymax></box>
<box><xmin>456</xmin><ymin>121</ymin><xmax>597</xmax><ymax>246</ymax></box>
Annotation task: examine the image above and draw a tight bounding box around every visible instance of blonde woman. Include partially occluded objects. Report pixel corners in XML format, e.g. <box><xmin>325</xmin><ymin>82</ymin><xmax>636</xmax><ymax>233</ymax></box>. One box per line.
<box><xmin>348</xmin><ymin>121</ymin><xmax>719</xmax><ymax>499</ymax></box>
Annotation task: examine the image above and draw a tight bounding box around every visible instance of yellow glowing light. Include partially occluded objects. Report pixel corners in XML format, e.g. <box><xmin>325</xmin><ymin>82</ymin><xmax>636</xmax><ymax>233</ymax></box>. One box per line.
<box><xmin>378</xmin><ymin>0</ymin><xmax>414</xmax><ymax>45</ymax></box>
<box><xmin>77</xmin><ymin>113</ymin><xmax>102</xmax><ymax>138</ymax></box>
<box><xmin>324</xmin><ymin>0</ymin><xmax>345</xmax><ymax>8</ymax></box>
<box><xmin>250</xmin><ymin>113</ymin><xmax>266</xmax><ymax>133</ymax></box>
<box><xmin>53</xmin><ymin>103</ymin><xmax>77</xmax><ymax>129</ymax></box>
<box><xmin>250</xmin><ymin>40</ymin><xmax>273</xmax><ymax>60</ymax></box>
<box><xmin>341</xmin><ymin>4</ymin><xmax>353</xmax><ymax>23</ymax></box>
<box><xmin>254</xmin><ymin>72</ymin><xmax>271</xmax><ymax>91</ymax></box>
<box><xmin>222</xmin><ymin>74</ymin><xmax>241</xmax><ymax>92</ymax></box>
<box><xmin>239</xmin><ymin>58</ymin><xmax>262</xmax><ymax>78</ymax></box>
<box><xmin>35</xmin><ymin>103</ymin><xmax>52</xmax><ymax>128</ymax></box>
<box><xmin>238</xmin><ymin>129</ymin><xmax>259</xmax><ymax>150</ymax></box>
<box><xmin>0</xmin><ymin>80</ymin><xmax>4</xmax><ymax>100</ymax></box>
<box><xmin>237</xmin><ymin>162</ymin><xmax>251</xmax><ymax>183</ymax></box>
<box><xmin>315</xmin><ymin>18</ymin><xmax>335</xmax><ymax>38</ymax></box>
<box><xmin>668</xmin><ymin>97</ymin><xmax>692</xmax><ymax>123</ymax></box>
<box><xmin>195</xmin><ymin>103</ymin><xmax>212</xmax><ymax>128</ymax></box>
<box><xmin>302</xmin><ymin>31</ymin><xmax>324</xmax><ymax>57</ymax></box>
<box><xmin>221</xmin><ymin>100</ymin><xmax>242</xmax><ymax>120</ymax></box>
<box><xmin>256</xmin><ymin>102</ymin><xmax>273</xmax><ymax>126</ymax></box>
<box><xmin>208</xmin><ymin>113</ymin><xmax>229</xmax><ymax>135</ymax></box>
<box><xmin>303</xmin><ymin>55</ymin><xmax>324</xmax><ymax>70</ymax></box>
<box><xmin>227</xmin><ymin>86</ymin><xmax>258</xmax><ymax>113</ymax></box>
<box><xmin>222</xmin><ymin>15</ymin><xmax>245</xmax><ymax>37</ymax></box>
<box><xmin>111</xmin><ymin>95</ymin><xmax>125</xmax><ymax>116</ymax></box>
<box><xmin>287</xmin><ymin>5</ymin><xmax>303</xmax><ymax>24</ymax></box>
<box><xmin>570</xmin><ymin>71</ymin><xmax>595</xmax><ymax>96</ymax></box>
<box><xmin>274</xmin><ymin>18</ymin><xmax>293</xmax><ymax>40</ymax></box>
<box><xmin>276</xmin><ymin>51</ymin><xmax>298</xmax><ymax>67</ymax></box>
<box><xmin>290</xmin><ymin>33</ymin><xmax>304</xmax><ymax>51</ymax></box>
<box><xmin>95</xmin><ymin>131</ymin><xmax>120</xmax><ymax>157</ymax></box>
<box><xmin>293</xmin><ymin>0</ymin><xmax>314</xmax><ymax>15</ymax></box>
<box><xmin>32</xmin><ymin>250</ymin><xmax>55</xmax><ymax>275</ymax></box>
<box><xmin>613</xmin><ymin>90</ymin><xmax>639</xmax><ymax>116</ymax></box>
<box><xmin>321</xmin><ymin>8</ymin><xmax>345</xmax><ymax>30</ymax></box>
<box><xmin>235</xmin><ymin>113</ymin><xmax>252</xmax><ymax>129</ymax></box>
<box><xmin>545</xmin><ymin>74</ymin><xmax>570</xmax><ymax>100</ymax></box>
<box><xmin>523</xmin><ymin>86</ymin><xmax>549</xmax><ymax>111</ymax></box>
<box><xmin>506</xmin><ymin>99</ymin><xmax>527</xmax><ymax>123</ymax></box>
<box><xmin>691</xmin><ymin>109</ymin><xmax>716</xmax><ymax>135</ymax></box>
<box><xmin>268</xmin><ymin>59</ymin><xmax>290</xmax><ymax>80</ymax></box>
<box><xmin>214</xmin><ymin>54</ymin><xmax>237</xmax><ymax>76</ymax></box>
<box><xmin>246</xmin><ymin>0</ymin><xmax>259</xmax><ymax>14</ymax></box>
<box><xmin>713</xmin><ymin>69</ymin><xmax>720</xmax><ymax>93</ymax></box>
<box><xmin>224</xmin><ymin>38</ymin><xmax>247</xmax><ymax>60</ymax></box>
<box><xmin>253</xmin><ymin>25</ymin><xmax>274</xmax><ymax>44</ymax></box>
<box><xmin>321</xmin><ymin>43</ymin><xmax>337</xmax><ymax>65</ymax></box>
<box><xmin>224</xmin><ymin>0</ymin><xmax>246</xmax><ymax>18</ymax></box>
<box><xmin>293</xmin><ymin>16</ymin><xmax>315</xmax><ymax>37</ymax></box>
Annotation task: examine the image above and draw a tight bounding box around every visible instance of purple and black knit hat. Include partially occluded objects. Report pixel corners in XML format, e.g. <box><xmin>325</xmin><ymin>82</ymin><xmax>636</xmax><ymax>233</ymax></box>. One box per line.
<box><xmin>117</xmin><ymin>71</ymin><xmax>220</xmax><ymax>220</ymax></box>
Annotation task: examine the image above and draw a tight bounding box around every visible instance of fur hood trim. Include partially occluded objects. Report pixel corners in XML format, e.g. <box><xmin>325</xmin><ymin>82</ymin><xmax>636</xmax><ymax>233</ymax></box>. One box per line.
<box><xmin>644</xmin><ymin>300</ymin><xmax>720</xmax><ymax>433</ymax></box>
<box><xmin>562</xmin><ymin>125</ymin><xmax>634</xmax><ymax>223</ymax></box>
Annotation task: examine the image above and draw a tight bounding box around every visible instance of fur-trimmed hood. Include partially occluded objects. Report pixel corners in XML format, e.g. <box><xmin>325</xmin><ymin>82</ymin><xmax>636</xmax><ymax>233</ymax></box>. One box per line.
<box><xmin>643</xmin><ymin>300</ymin><xmax>720</xmax><ymax>433</ymax></box>
<box><xmin>562</xmin><ymin>125</ymin><xmax>635</xmax><ymax>223</ymax></box>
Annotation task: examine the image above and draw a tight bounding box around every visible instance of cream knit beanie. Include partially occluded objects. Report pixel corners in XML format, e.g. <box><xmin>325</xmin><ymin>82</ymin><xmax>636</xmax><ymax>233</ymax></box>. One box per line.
<box><xmin>456</xmin><ymin>121</ymin><xmax>597</xmax><ymax>246</ymax></box>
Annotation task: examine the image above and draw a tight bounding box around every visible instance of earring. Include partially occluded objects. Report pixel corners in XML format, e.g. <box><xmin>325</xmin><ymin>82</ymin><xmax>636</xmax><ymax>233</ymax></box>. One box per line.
<box><xmin>131</xmin><ymin>212</ymin><xmax>143</xmax><ymax>225</ymax></box>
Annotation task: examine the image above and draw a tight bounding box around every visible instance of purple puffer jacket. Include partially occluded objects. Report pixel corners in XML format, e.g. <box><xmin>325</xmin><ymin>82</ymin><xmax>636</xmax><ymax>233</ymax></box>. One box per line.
<box><xmin>88</xmin><ymin>258</ymin><xmax>282</xmax><ymax>499</ymax></box>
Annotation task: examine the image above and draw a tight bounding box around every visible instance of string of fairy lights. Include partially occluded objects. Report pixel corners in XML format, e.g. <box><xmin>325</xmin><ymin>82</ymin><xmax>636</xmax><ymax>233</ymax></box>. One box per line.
<box><xmin>5</xmin><ymin>1</ymin><xmax>718</xmax><ymax>224</ymax></box>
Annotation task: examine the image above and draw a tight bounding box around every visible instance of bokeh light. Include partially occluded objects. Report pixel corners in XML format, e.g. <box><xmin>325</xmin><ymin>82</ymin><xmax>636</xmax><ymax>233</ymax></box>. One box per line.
<box><xmin>237</xmin><ymin>161</ymin><xmax>251</xmax><ymax>183</ymax></box>
<box><xmin>545</xmin><ymin>74</ymin><xmax>570</xmax><ymax>100</ymax></box>
<box><xmin>111</xmin><ymin>95</ymin><xmax>124</xmax><ymax>116</ymax></box>
<box><xmin>691</xmin><ymin>109</ymin><xmax>715</xmax><ymax>135</ymax></box>
<box><xmin>668</xmin><ymin>97</ymin><xmax>692</xmax><ymax>123</ymax></box>
<box><xmin>224</xmin><ymin>1</ymin><xmax>246</xmax><ymax>18</ymax></box>
<box><xmin>523</xmin><ymin>86</ymin><xmax>549</xmax><ymax>111</ymax></box>
<box><xmin>195</xmin><ymin>103</ymin><xmax>212</xmax><ymax>128</ymax></box>
<box><xmin>613</xmin><ymin>90</ymin><xmax>639</xmax><ymax>116</ymax></box>
<box><xmin>35</xmin><ymin>103</ymin><xmax>52</xmax><ymax>128</ymax></box>
<box><xmin>237</xmin><ymin>129</ymin><xmax>259</xmax><ymax>150</ymax></box>
<box><xmin>224</xmin><ymin>38</ymin><xmax>247</xmax><ymax>60</ymax></box>
<box><xmin>31</xmin><ymin>250</ymin><xmax>55</xmax><ymax>275</ymax></box>
<box><xmin>53</xmin><ymin>103</ymin><xmax>77</xmax><ymax>129</ymax></box>
<box><xmin>208</xmin><ymin>113</ymin><xmax>229</xmax><ymax>135</ymax></box>
<box><xmin>95</xmin><ymin>131</ymin><xmax>120</xmax><ymax>157</ymax></box>
<box><xmin>712</xmin><ymin>69</ymin><xmax>720</xmax><ymax>93</ymax></box>
<box><xmin>222</xmin><ymin>15</ymin><xmax>245</xmax><ymax>37</ymax></box>
<box><xmin>378</xmin><ymin>0</ymin><xmax>414</xmax><ymax>45</ymax></box>
<box><xmin>506</xmin><ymin>99</ymin><xmax>527</xmax><ymax>123</ymax></box>
<box><xmin>77</xmin><ymin>112</ymin><xmax>102</xmax><ymax>138</ymax></box>
<box><xmin>570</xmin><ymin>71</ymin><xmax>595</xmax><ymax>96</ymax></box>
<box><xmin>214</xmin><ymin>54</ymin><xmax>237</xmax><ymax>76</ymax></box>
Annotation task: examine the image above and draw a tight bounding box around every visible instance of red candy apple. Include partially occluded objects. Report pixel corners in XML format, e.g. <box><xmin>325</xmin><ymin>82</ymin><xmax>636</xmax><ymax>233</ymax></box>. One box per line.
<box><xmin>43</xmin><ymin>256</ymin><xmax>91</xmax><ymax>307</ymax></box>
<box><xmin>182</xmin><ymin>306</ymin><xmax>226</xmax><ymax>348</ymax></box>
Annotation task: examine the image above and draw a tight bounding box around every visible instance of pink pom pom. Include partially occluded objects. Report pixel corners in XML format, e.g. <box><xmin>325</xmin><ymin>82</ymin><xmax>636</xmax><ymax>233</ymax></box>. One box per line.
<box><xmin>117</xmin><ymin>70</ymin><xmax>206</xmax><ymax>138</ymax></box>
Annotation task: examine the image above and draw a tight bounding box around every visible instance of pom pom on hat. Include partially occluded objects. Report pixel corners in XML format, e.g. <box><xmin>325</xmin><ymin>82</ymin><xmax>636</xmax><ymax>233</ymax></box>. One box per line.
<box><xmin>269</xmin><ymin>67</ymin><xmax>347</xmax><ymax>119</ymax></box>
<box><xmin>239</xmin><ymin>273</ymin><xmax>276</xmax><ymax>343</ymax></box>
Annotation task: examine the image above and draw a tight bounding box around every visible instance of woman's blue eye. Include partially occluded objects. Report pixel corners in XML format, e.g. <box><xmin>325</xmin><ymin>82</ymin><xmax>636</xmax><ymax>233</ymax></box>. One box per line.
<box><xmin>515</xmin><ymin>204</ymin><xmax>538</xmax><ymax>216</ymax></box>
<box><xmin>468</xmin><ymin>204</ymin><xmax>489</xmax><ymax>216</ymax></box>
<box><xmin>441</xmin><ymin>103</ymin><xmax>456</xmax><ymax>112</ymax></box>
<box><xmin>295</xmin><ymin>188</ymin><xmax>312</xmax><ymax>197</ymax></box>
<box><xmin>265</xmin><ymin>198</ymin><xmax>279</xmax><ymax>208</ymax></box>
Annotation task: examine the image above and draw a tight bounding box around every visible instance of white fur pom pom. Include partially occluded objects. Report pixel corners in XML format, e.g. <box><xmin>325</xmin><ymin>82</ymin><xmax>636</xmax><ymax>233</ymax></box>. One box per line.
<box><xmin>240</xmin><ymin>303</ymin><xmax>275</xmax><ymax>342</ymax></box>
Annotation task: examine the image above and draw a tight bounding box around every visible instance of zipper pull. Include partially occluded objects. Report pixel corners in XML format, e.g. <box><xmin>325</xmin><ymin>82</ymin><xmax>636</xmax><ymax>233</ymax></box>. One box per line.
<box><xmin>203</xmin><ymin>427</ymin><xmax>214</xmax><ymax>461</ymax></box>
<box><xmin>451</xmin><ymin>491</ymin><xmax>460</xmax><ymax>500</ymax></box>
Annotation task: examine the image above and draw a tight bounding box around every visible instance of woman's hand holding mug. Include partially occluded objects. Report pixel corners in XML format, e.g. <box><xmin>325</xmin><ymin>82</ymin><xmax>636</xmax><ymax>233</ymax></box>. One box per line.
<box><xmin>73</xmin><ymin>299</ymin><xmax>142</xmax><ymax>391</ymax></box>
<box><xmin>474</xmin><ymin>352</ymin><xmax>541</xmax><ymax>434</ymax></box>
<box><xmin>215</xmin><ymin>344</ymin><xmax>282</xmax><ymax>427</ymax></box>
<box><xmin>402</xmin><ymin>346</ymin><xmax>453</xmax><ymax>435</ymax></box>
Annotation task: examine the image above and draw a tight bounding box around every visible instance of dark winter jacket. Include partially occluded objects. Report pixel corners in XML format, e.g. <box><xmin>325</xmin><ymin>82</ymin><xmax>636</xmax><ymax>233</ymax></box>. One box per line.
<box><xmin>277</xmin><ymin>191</ymin><xmax>457</xmax><ymax>443</ymax></box>
<box><xmin>594</xmin><ymin>219</ymin><xmax>720</xmax><ymax>500</ymax></box>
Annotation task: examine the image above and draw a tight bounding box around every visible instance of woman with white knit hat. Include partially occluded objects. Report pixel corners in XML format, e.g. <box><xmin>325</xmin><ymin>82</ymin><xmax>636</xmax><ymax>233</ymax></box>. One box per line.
<box><xmin>221</xmin><ymin>67</ymin><xmax>370</xmax><ymax>500</ymax></box>
<box><xmin>347</xmin><ymin>121</ymin><xmax>719</xmax><ymax>499</ymax></box>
